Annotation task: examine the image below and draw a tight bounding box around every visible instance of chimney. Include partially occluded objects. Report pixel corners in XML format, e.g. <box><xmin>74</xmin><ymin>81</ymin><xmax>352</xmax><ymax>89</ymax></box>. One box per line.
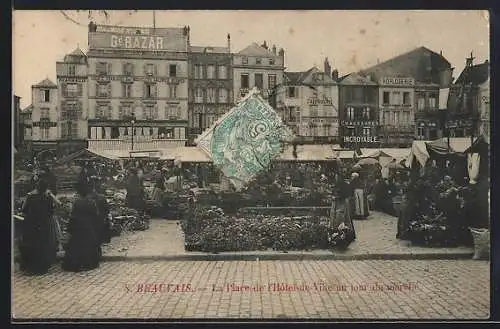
<box><xmin>88</xmin><ymin>21</ymin><xmax>97</xmax><ymax>32</ymax></box>
<box><xmin>272</xmin><ymin>45</ymin><xmax>276</xmax><ymax>55</ymax></box>
<box><xmin>227</xmin><ymin>33</ymin><xmax>231</xmax><ymax>52</ymax></box>
<box><xmin>332</xmin><ymin>69</ymin><xmax>339</xmax><ymax>81</ymax></box>
<box><xmin>324</xmin><ymin>57</ymin><xmax>331</xmax><ymax>77</ymax></box>
<box><xmin>440</xmin><ymin>50</ymin><xmax>443</xmax><ymax>56</ymax></box>
<box><xmin>262</xmin><ymin>41</ymin><xmax>268</xmax><ymax>49</ymax></box>
<box><xmin>466</xmin><ymin>51</ymin><xmax>475</xmax><ymax>67</ymax></box>
<box><xmin>279</xmin><ymin>48</ymin><xmax>284</xmax><ymax>57</ymax></box>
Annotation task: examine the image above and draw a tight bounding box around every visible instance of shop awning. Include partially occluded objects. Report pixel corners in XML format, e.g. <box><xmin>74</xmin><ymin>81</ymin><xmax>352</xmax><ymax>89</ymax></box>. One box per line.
<box><xmin>426</xmin><ymin>137</ymin><xmax>478</xmax><ymax>155</ymax></box>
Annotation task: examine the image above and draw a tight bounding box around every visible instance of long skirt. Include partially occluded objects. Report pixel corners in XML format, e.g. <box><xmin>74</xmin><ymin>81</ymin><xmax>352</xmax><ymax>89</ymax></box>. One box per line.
<box><xmin>352</xmin><ymin>189</ymin><xmax>369</xmax><ymax>219</ymax></box>
<box><xmin>62</xmin><ymin>227</ymin><xmax>100</xmax><ymax>272</ymax></box>
<box><xmin>397</xmin><ymin>199</ymin><xmax>413</xmax><ymax>240</ymax></box>
<box><xmin>330</xmin><ymin>198</ymin><xmax>356</xmax><ymax>248</ymax></box>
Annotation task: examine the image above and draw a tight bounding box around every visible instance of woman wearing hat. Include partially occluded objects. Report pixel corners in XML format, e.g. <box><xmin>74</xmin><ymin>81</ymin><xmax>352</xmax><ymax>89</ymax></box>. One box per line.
<box><xmin>350</xmin><ymin>171</ymin><xmax>369</xmax><ymax>219</ymax></box>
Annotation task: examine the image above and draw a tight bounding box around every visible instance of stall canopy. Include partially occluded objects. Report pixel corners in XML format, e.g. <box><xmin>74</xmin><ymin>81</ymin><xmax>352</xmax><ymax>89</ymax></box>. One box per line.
<box><xmin>406</xmin><ymin>141</ymin><xmax>431</xmax><ymax>168</ymax></box>
<box><xmin>174</xmin><ymin>147</ymin><xmax>211</xmax><ymax>163</ymax></box>
<box><xmin>464</xmin><ymin>135</ymin><xmax>489</xmax><ymax>154</ymax></box>
<box><xmin>279</xmin><ymin>145</ymin><xmax>337</xmax><ymax>161</ymax></box>
<box><xmin>426</xmin><ymin>137</ymin><xmax>478</xmax><ymax>155</ymax></box>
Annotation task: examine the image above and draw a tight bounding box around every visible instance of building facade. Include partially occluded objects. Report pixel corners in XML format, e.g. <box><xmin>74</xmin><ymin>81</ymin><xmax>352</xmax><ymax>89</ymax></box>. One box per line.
<box><xmin>445</xmin><ymin>55</ymin><xmax>489</xmax><ymax>138</ymax></box>
<box><xmin>13</xmin><ymin>95</ymin><xmax>22</xmax><ymax>149</ymax></box>
<box><xmin>85</xmin><ymin>22</ymin><xmax>189</xmax><ymax>151</ymax></box>
<box><xmin>187</xmin><ymin>36</ymin><xmax>233</xmax><ymax>145</ymax></box>
<box><xmin>478</xmin><ymin>75</ymin><xmax>490</xmax><ymax>139</ymax></box>
<box><xmin>56</xmin><ymin>47</ymin><xmax>89</xmax><ymax>155</ymax></box>
<box><xmin>232</xmin><ymin>41</ymin><xmax>285</xmax><ymax>103</ymax></box>
<box><xmin>378</xmin><ymin>77</ymin><xmax>415</xmax><ymax>146</ymax></box>
<box><xmin>360</xmin><ymin>47</ymin><xmax>453</xmax><ymax>144</ymax></box>
<box><xmin>20</xmin><ymin>105</ymin><xmax>32</xmax><ymax>149</ymax></box>
<box><xmin>338</xmin><ymin>73</ymin><xmax>379</xmax><ymax>148</ymax></box>
<box><xmin>28</xmin><ymin>79</ymin><xmax>59</xmax><ymax>152</ymax></box>
<box><xmin>275</xmin><ymin>59</ymin><xmax>339</xmax><ymax>143</ymax></box>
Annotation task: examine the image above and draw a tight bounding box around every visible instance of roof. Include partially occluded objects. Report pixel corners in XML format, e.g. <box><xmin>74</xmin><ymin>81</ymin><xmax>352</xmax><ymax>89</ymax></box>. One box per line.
<box><xmin>284</xmin><ymin>68</ymin><xmax>316</xmax><ymax>85</ymax></box>
<box><xmin>69</xmin><ymin>47</ymin><xmax>86</xmax><ymax>57</ymax></box>
<box><xmin>237</xmin><ymin>42</ymin><xmax>277</xmax><ymax>57</ymax></box>
<box><xmin>339</xmin><ymin>73</ymin><xmax>377</xmax><ymax>86</ymax></box>
<box><xmin>22</xmin><ymin>104</ymin><xmax>33</xmax><ymax>113</ymax></box>
<box><xmin>455</xmin><ymin>61</ymin><xmax>489</xmax><ymax>86</ymax></box>
<box><xmin>190</xmin><ymin>45</ymin><xmax>229</xmax><ymax>53</ymax></box>
<box><xmin>32</xmin><ymin>78</ymin><xmax>57</xmax><ymax>88</ymax></box>
<box><xmin>359</xmin><ymin>46</ymin><xmax>452</xmax><ymax>84</ymax></box>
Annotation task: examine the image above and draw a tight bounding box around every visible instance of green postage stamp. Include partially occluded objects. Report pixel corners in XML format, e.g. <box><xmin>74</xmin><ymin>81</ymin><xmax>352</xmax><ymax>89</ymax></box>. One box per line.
<box><xmin>196</xmin><ymin>88</ymin><xmax>293</xmax><ymax>190</ymax></box>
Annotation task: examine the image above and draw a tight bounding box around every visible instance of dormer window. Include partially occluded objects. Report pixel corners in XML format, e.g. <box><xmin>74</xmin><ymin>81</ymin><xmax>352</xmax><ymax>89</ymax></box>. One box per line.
<box><xmin>136</xmin><ymin>30</ymin><xmax>141</xmax><ymax>34</ymax></box>
<box><xmin>256</xmin><ymin>58</ymin><xmax>262</xmax><ymax>65</ymax></box>
<box><xmin>269</xmin><ymin>58</ymin><xmax>275</xmax><ymax>65</ymax></box>
<box><xmin>242</xmin><ymin>57</ymin><xmax>248</xmax><ymax>64</ymax></box>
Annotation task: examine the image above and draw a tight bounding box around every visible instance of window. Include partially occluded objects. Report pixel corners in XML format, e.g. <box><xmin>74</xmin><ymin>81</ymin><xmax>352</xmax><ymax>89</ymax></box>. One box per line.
<box><xmin>194</xmin><ymin>65</ymin><xmax>203</xmax><ymax>79</ymax></box>
<box><xmin>362</xmin><ymin>127</ymin><xmax>371</xmax><ymax>136</ymax></box>
<box><xmin>403</xmin><ymin>92</ymin><xmax>411</xmax><ymax>105</ymax></box>
<box><xmin>218</xmin><ymin>66</ymin><xmax>227</xmax><ymax>79</ymax></box>
<box><xmin>123</xmin><ymin>63</ymin><xmax>133</xmax><ymax>76</ymax></box>
<box><xmin>40</xmin><ymin>108</ymin><xmax>50</xmax><ymax>119</ymax></box>
<box><xmin>144</xmin><ymin>106</ymin><xmax>156</xmax><ymax>120</ymax></box>
<box><xmin>347</xmin><ymin>107</ymin><xmax>355</xmax><ymax>121</ymax></box>
<box><xmin>206</xmin><ymin>88</ymin><xmax>216</xmax><ymax>103</ymax></box>
<box><xmin>169</xmin><ymin>84</ymin><xmax>177</xmax><ymax>99</ymax></box>
<box><xmin>256</xmin><ymin>58</ymin><xmax>262</xmax><ymax>65</ymax></box>
<box><xmin>393</xmin><ymin>111</ymin><xmax>399</xmax><ymax>125</ymax></box>
<box><xmin>429</xmin><ymin>96</ymin><xmax>437</xmax><ymax>109</ymax></box>
<box><xmin>206</xmin><ymin>65</ymin><xmax>215</xmax><ymax>79</ymax></box>
<box><xmin>392</xmin><ymin>92</ymin><xmax>401</xmax><ymax>105</ymax></box>
<box><xmin>207</xmin><ymin>115</ymin><xmax>216</xmax><ymax>128</ymax></box>
<box><xmin>287</xmin><ymin>87</ymin><xmax>297</xmax><ymax>98</ymax></box>
<box><xmin>363</xmin><ymin>107</ymin><xmax>370</xmax><ymax>120</ymax></box>
<box><xmin>167</xmin><ymin>105</ymin><xmax>180</xmax><ymax>119</ymax></box>
<box><xmin>218</xmin><ymin>88</ymin><xmax>228</xmax><ymax>103</ymax></box>
<box><xmin>383</xmin><ymin>91</ymin><xmax>390</xmax><ymax>105</ymax></box>
<box><xmin>68</xmin><ymin>65</ymin><xmax>76</xmax><ymax>76</ymax></box>
<box><xmin>268</xmin><ymin>75</ymin><xmax>277</xmax><ymax>89</ymax></box>
<box><xmin>347</xmin><ymin>127</ymin><xmax>355</xmax><ymax>136</ymax></box>
<box><xmin>145</xmin><ymin>84</ymin><xmax>156</xmax><ymax>98</ymax></box>
<box><xmin>96</xmin><ymin>62</ymin><xmax>108</xmax><ymax>75</ymax></box>
<box><xmin>269</xmin><ymin>58</ymin><xmax>275</xmax><ymax>65</ymax></box>
<box><xmin>120</xmin><ymin>106</ymin><xmax>132</xmax><ymax>119</ymax></box>
<box><xmin>96</xmin><ymin>105</ymin><xmax>110</xmax><ymax>119</ymax></box>
<box><xmin>65</xmin><ymin>84</ymin><xmax>78</xmax><ymax>97</ymax></box>
<box><xmin>242</xmin><ymin>57</ymin><xmax>248</xmax><ymax>64</ymax></box>
<box><xmin>417</xmin><ymin>127</ymin><xmax>425</xmax><ymax>140</ymax></box>
<box><xmin>353</xmin><ymin>87</ymin><xmax>363</xmax><ymax>102</ymax></box>
<box><xmin>145</xmin><ymin>64</ymin><xmax>155</xmax><ymax>75</ymax></box>
<box><xmin>169</xmin><ymin>64</ymin><xmax>177</xmax><ymax>77</ymax></box>
<box><xmin>383</xmin><ymin>111</ymin><xmax>391</xmax><ymax>125</ymax></box>
<box><xmin>195</xmin><ymin>88</ymin><xmax>204</xmax><ymax>103</ymax></box>
<box><xmin>254</xmin><ymin>74</ymin><xmax>263</xmax><ymax>89</ymax></box>
<box><xmin>417</xmin><ymin>98</ymin><xmax>425</xmax><ymax>110</ymax></box>
<box><xmin>97</xmin><ymin>84</ymin><xmax>109</xmax><ymax>97</ymax></box>
<box><xmin>241</xmin><ymin>74</ymin><xmax>249</xmax><ymax>89</ymax></box>
<box><xmin>40</xmin><ymin>90</ymin><xmax>50</xmax><ymax>102</ymax></box>
<box><xmin>40</xmin><ymin>127</ymin><xmax>50</xmax><ymax>140</ymax></box>
<box><xmin>122</xmin><ymin>83</ymin><xmax>132</xmax><ymax>98</ymax></box>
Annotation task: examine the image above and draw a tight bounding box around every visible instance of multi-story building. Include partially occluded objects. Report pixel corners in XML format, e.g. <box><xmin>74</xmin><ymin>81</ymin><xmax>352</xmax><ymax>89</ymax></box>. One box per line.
<box><xmin>20</xmin><ymin>105</ymin><xmax>32</xmax><ymax>150</ymax></box>
<box><xmin>27</xmin><ymin>78</ymin><xmax>59</xmax><ymax>152</ymax></box>
<box><xmin>86</xmin><ymin>22</ymin><xmax>190</xmax><ymax>151</ymax></box>
<box><xmin>187</xmin><ymin>35</ymin><xmax>233</xmax><ymax>144</ymax></box>
<box><xmin>338</xmin><ymin>73</ymin><xmax>379</xmax><ymax>148</ymax></box>
<box><xmin>274</xmin><ymin>58</ymin><xmax>339</xmax><ymax>143</ymax></box>
<box><xmin>360</xmin><ymin>46</ymin><xmax>453</xmax><ymax>145</ymax></box>
<box><xmin>13</xmin><ymin>95</ymin><xmax>22</xmax><ymax>149</ymax></box>
<box><xmin>56</xmin><ymin>47</ymin><xmax>89</xmax><ymax>156</ymax></box>
<box><xmin>446</xmin><ymin>54</ymin><xmax>489</xmax><ymax>138</ymax></box>
<box><xmin>232</xmin><ymin>41</ymin><xmax>285</xmax><ymax>103</ymax></box>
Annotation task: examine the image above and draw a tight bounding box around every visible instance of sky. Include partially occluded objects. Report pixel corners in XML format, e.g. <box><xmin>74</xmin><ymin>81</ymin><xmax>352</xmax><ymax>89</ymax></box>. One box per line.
<box><xmin>13</xmin><ymin>10</ymin><xmax>490</xmax><ymax>109</ymax></box>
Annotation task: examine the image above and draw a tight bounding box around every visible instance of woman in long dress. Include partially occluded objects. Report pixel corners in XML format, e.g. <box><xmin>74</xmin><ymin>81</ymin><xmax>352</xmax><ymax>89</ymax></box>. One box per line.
<box><xmin>126</xmin><ymin>168</ymin><xmax>145</xmax><ymax>212</ymax></box>
<box><xmin>331</xmin><ymin>173</ymin><xmax>356</xmax><ymax>248</ymax></box>
<box><xmin>350</xmin><ymin>172</ymin><xmax>369</xmax><ymax>219</ymax></box>
<box><xmin>62</xmin><ymin>183</ymin><xmax>101</xmax><ymax>272</ymax></box>
<box><xmin>19</xmin><ymin>179</ymin><xmax>57</xmax><ymax>275</ymax></box>
<box><xmin>89</xmin><ymin>178</ymin><xmax>111</xmax><ymax>258</ymax></box>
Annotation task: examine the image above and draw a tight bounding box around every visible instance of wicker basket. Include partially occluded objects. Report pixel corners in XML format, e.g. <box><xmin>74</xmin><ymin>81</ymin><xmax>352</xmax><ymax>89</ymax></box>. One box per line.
<box><xmin>470</xmin><ymin>228</ymin><xmax>490</xmax><ymax>260</ymax></box>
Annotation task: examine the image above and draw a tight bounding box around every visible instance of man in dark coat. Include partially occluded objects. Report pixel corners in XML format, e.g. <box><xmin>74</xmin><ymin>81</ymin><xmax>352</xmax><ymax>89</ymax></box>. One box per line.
<box><xmin>126</xmin><ymin>167</ymin><xmax>145</xmax><ymax>212</ymax></box>
<box><xmin>89</xmin><ymin>178</ymin><xmax>111</xmax><ymax>257</ymax></box>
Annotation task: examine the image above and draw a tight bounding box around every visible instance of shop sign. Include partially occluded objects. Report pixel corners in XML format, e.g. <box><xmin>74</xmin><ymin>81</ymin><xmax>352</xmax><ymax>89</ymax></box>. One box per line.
<box><xmin>380</xmin><ymin>77</ymin><xmax>415</xmax><ymax>86</ymax></box>
<box><xmin>96</xmin><ymin>26</ymin><xmax>151</xmax><ymax>35</ymax></box>
<box><xmin>343</xmin><ymin>136</ymin><xmax>379</xmax><ymax>143</ymax></box>
<box><xmin>341</xmin><ymin>120</ymin><xmax>378</xmax><ymax>126</ymax></box>
<box><xmin>89</xmin><ymin>31</ymin><xmax>187</xmax><ymax>51</ymax></box>
<box><xmin>307</xmin><ymin>97</ymin><xmax>334</xmax><ymax>106</ymax></box>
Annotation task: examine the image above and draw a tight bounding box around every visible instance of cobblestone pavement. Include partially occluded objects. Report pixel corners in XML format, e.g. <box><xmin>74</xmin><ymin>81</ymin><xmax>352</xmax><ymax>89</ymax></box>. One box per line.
<box><xmin>100</xmin><ymin>211</ymin><xmax>472</xmax><ymax>258</ymax></box>
<box><xmin>12</xmin><ymin>260</ymin><xmax>490</xmax><ymax>319</ymax></box>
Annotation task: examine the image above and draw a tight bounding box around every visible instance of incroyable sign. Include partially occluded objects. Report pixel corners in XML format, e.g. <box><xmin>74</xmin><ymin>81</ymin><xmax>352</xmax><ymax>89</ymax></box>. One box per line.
<box><xmin>380</xmin><ymin>77</ymin><xmax>415</xmax><ymax>86</ymax></box>
<box><xmin>341</xmin><ymin>121</ymin><xmax>378</xmax><ymax>126</ymax></box>
<box><xmin>343</xmin><ymin>136</ymin><xmax>379</xmax><ymax>143</ymax></box>
<box><xmin>307</xmin><ymin>97</ymin><xmax>334</xmax><ymax>106</ymax></box>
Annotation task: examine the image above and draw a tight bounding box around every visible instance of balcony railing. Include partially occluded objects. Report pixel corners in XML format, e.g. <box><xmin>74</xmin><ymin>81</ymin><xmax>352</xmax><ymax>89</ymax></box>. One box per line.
<box><xmin>88</xmin><ymin>139</ymin><xmax>186</xmax><ymax>151</ymax></box>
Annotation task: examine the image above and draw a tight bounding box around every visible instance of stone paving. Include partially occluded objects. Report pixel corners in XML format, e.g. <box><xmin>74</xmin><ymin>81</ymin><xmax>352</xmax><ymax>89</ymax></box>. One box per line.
<box><xmin>99</xmin><ymin>211</ymin><xmax>473</xmax><ymax>259</ymax></box>
<box><xmin>12</xmin><ymin>259</ymin><xmax>490</xmax><ymax>319</ymax></box>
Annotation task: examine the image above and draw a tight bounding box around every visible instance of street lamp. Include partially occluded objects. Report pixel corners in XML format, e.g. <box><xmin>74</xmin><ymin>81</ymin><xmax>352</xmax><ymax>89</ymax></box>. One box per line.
<box><xmin>126</xmin><ymin>113</ymin><xmax>136</xmax><ymax>151</ymax></box>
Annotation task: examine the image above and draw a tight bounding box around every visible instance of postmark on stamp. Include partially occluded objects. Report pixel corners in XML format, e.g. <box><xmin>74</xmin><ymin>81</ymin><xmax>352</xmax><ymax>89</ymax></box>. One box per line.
<box><xmin>196</xmin><ymin>88</ymin><xmax>293</xmax><ymax>190</ymax></box>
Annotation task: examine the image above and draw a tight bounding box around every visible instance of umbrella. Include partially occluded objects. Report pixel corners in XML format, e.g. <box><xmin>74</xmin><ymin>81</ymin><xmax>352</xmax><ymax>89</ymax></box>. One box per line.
<box><xmin>356</xmin><ymin>158</ymin><xmax>380</xmax><ymax>166</ymax></box>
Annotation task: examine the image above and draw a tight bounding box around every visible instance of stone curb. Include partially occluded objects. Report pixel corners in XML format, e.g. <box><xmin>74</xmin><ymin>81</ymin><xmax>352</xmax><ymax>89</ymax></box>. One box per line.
<box><xmin>45</xmin><ymin>252</ymin><xmax>474</xmax><ymax>262</ymax></box>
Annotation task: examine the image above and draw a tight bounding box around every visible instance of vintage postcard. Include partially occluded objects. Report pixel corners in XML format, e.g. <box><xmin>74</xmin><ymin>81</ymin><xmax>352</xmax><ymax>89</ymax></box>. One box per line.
<box><xmin>12</xmin><ymin>10</ymin><xmax>490</xmax><ymax>321</ymax></box>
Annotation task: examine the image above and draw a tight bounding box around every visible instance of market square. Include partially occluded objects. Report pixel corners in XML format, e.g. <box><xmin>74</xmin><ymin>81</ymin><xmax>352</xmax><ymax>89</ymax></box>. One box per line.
<box><xmin>12</xmin><ymin>10</ymin><xmax>491</xmax><ymax>321</ymax></box>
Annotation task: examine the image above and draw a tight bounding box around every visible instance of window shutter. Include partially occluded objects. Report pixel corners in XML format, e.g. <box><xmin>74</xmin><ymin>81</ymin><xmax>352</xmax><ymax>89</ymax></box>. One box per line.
<box><xmin>143</xmin><ymin>64</ymin><xmax>147</xmax><ymax>75</ymax></box>
<box><xmin>154</xmin><ymin>105</ymin><xmax>159</xmax><ymax>119</ymax></box>
<box><xmin>153</xmin><ymin>84</ymin><xmax>158</xmax><ymax>97</ymax></box>
<box><xmin>177</xmin><ymin>107</ymin><xmax>181</xmax><ymax>119</ymax></box>
<box><xmin>154</xmin><ymin>64</ymin><xmax>158</xmax><ymax>76</ymax></box>
<box><xmin>61</xmin><ymin>83</ymin><xmax>67</xmax><ymax>97</ymax></box>
<box><xmin>143</xmin><ymin>83</ymin><xmax>147</xmax><ymax>97</ymax></box>
<box><xmin>77</xmin><ymin>83</ymin><xmax>83</xmax><ymax>96</ymax></box>
<box><xmin>118</xmin><ymin>106</ymin><xmax>123</xmax><ymax>119</ymax></box>
<box><xmin>107</xmin><ymin>63</ymin><xmax>112</xmax><ymax>74</ymax></box>
<box><xmin>130</xmin><ymin>64</ymin><xmax>135</xmax><ymax>75</ymax></box>
<box><xmin>96</xmin><ymin>83</ymin><xmax>99</xmax><ymax>97</ymax></box>
<box><xmin>107</xmin><ymin>84</ymin><xmax>112</xmax><ymax>97</ymax></box>
<box><xmin>60</xmin><ymin>122</ymin><xmax>67</xmax><ymax>138</ymax></box>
